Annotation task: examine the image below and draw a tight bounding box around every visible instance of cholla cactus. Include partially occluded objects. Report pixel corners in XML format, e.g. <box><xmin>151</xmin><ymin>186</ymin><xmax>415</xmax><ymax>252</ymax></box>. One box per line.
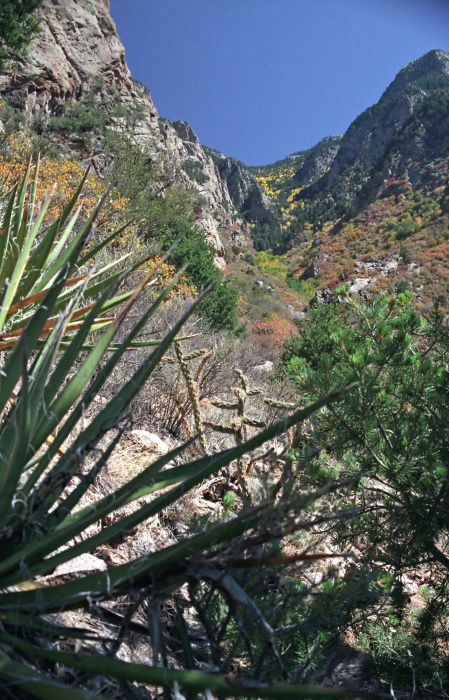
<box><xmin>203</xmin><ymin>370</ymin><xmax>268</xmax><ymax>501</ymax></box>
<box><xmin>165</xmin><ymin>340</ymin><xmax>212</xmax><ymax>454</ymax></box>
<box><xmin>170</xmin><ymin>347</ymin><xmax>302</xmax><ymax>501</ymax></box>
<box><xmin>174</xmin><ymin>341</ymin><xmax>210</xmax><ymax>454</ymax></box>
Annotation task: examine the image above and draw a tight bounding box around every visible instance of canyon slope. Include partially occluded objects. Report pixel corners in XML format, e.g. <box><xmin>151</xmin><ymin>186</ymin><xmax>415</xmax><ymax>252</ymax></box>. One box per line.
<box><xmin>1</xmin><ymin>2</ymin><xmax>449</xmax><ymax>317</ymax></box>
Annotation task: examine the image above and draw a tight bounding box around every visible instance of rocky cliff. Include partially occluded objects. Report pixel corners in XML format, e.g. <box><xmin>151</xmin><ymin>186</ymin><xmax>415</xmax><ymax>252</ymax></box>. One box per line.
<box><xmin>205</xmin><ymin>148</ymin><xmax>275</xmax><ymax>224</ymax></box>
<box><xmin>0</xmin><ymin>0</ymin><xmax>154</xmax><ymax>122</ymax></box>
<box><xmin>0</xmin><ymin>0</ymin><xmax>272</xmax><ymax>262</ymax></box>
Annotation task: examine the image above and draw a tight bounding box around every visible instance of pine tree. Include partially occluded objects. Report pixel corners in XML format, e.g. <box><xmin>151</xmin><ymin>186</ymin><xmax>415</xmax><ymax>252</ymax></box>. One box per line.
<box><xmin>0</xmin><ymin>1</ymin><xmax>42</xmax><ymax>71</ymax></box>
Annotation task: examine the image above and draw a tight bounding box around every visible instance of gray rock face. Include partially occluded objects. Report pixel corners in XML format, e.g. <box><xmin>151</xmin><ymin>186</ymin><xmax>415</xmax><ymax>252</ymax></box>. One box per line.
<box><xmin>309</xmin><ymin>288</ymin><xmax>333</xmax><ymax>306</ymax></box>
<box><xmin>301</xmin><ymin>259</ymin><xmax>321</xmax><ymax>280</ymax></box>
<box><xmin>328</xmin><ymin>93</ymin><xmax>420</xmax><ymax>182</ymax></box>
<box><xmin>327</xmin><ymin>50</ymin><xmax>449</xmax><ymax>184</ymax></box>
<box><xmin>380</xmin><ymin>49</ymin><xmax>449</xmax><ymax>103</ymax></box>
<box><xmin>293</xmin><ymin>135</ymin><xmax>343</xmax><ymax>186</ymax></box>
<box><xmin>285</xmin><ymin>48</ymin><xmax>449</xmax><ymax>229</ymax></box>
<box><xmin>1</xmin><ymin>0</ymin><xmax>155</xmax><ymax>121</ymax></box>
<box><xmin>210</xmin><ymin>152</ymin><xmax>275</xmax><ymax>223</ymax></box>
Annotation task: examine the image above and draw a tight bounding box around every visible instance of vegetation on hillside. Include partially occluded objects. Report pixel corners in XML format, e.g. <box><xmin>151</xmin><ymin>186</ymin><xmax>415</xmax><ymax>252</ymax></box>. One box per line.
<box><xmin>0</xmin><ymin>163</ymin><xmax>386</xmax><ymax>700</ymax></box>
<box><xmin>284</xmin><ymin>156</ymin><xmax>449</xmax><ymax>310</ymax></box>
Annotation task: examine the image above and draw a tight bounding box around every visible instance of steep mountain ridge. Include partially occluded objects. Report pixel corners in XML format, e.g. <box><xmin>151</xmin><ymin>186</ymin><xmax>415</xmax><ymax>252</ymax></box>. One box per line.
<box><xmin>282</xmin><ymin>49</ymin><xmax>449</xmax><ymax>231</ymax></box>
<box><xmin>0</xmin><ymin>0</ymin><xmax>272</xmax><ymax>263</ymax></box>
<box><xmin>247</xmin><ymin>50</ymin><xmax>449</xmax><ymax>261</ymax></box>
<box><xmin>380</xmin><ymin>49</ymin><xmax>449</xmax><ymax>102</ymax></box>
<box><xmin>320</xmin><ymin>50</ymin><xmax>449</xmax><ymax>195</ymax></box>
<box><xmin>247</xmin><ymin>50</ymin><xmax>449</xmax><ymax>313</ymax></box>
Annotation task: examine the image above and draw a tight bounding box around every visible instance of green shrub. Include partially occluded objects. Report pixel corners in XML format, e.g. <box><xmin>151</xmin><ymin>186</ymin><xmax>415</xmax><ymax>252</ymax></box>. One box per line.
<box><xmin>0</xmin><ymin>0</ymin><xmax>42</xmax><ymax>70</ymax></box>
<box><xmin>282</xmin><ymin>302</ymin><xmax>348</xmax><ymax>370</ymax></box>
<box><xmin>159</xmin><ymin>221</ymin><xmax>239</xmax><ymax>332</ymax></box>
<box><xmin>284</xmin><ymin>290</ymin><xmax>449</xmax><ymax>695</ymax></box>
<box><xmin>181</xmin><ymin>158</ymin><xmax>209</xmax><ymax>184</ymax></box>
<box><xmin>52</xmin><ymin>103</ymin><xmax>109</xmax><ymax>134</ymax></box>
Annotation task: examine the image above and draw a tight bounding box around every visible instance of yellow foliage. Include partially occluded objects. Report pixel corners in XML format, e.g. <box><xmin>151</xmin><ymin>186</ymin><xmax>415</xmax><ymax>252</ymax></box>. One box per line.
<box><xmin>0</xmin><ymin>131</ymin><xmax>196</xmax><ymax>301</ymax></box>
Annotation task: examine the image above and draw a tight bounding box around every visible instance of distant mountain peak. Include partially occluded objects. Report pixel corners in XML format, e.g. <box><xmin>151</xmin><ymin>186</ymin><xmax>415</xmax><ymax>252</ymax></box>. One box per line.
<box><xmin>380</xmin><ymin>49</ymin><xmax>449</xmax><ymax>103</ymax></box>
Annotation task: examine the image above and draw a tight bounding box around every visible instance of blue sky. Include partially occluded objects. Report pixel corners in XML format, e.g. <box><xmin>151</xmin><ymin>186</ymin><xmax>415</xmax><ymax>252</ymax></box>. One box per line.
<box><xmin>110</xmin><ymin>0</ymin><xmax>449</xmax><ymax>166</ymax></box>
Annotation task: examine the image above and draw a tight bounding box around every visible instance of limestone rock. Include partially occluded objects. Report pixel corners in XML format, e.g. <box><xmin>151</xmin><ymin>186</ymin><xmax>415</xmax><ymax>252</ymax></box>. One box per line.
<box><xmin>253</xmin><ymin>360</ymin><xmax>274</xmax><ymax>373</ymax></box>
<box><xmin>293</xmin><ymin>135</ymin><xmax>343</xmax><ymax>186</ymax></box>
<box><xmin>254</xmin><ymin>279</ymin><xmax>275</xmax><ymax>293</ymax></box>
<box><xmin>349</xmin><ymin>277</ymin><xmax>373</xmax><ymax>296</ymax></box>
<box><xmin>129</xmin><ymin>429</ymin><xmax>170</xmax><ymax>454</ymax></box>
<box><xmin>1</xmin><ymin>0</ymin><xmax>158</xmax><ymax>127</ymax></box>
<box><xmin>50</xmin><ymin>552</ymin><xmax>107</xmax><ymax>577</ymax></box>
<box><xmin>309</xmin><ymin>288</ymin><xmax>333</xmax><ymax>306</ymax></box>
<box><xmin>211</xmin><ymin>153</ymin><xmax>275</xmax><ymax>223</ymax></box>
<box><xmin>301</xmin><ymin>259</ymin><xmax>321</xmax><ymax>281</ymax></box>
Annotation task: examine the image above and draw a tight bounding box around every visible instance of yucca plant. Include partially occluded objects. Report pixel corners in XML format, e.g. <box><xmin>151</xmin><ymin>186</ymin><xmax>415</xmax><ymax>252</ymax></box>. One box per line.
<box><xmin>0</xmin><ymin>165</ymin><xmax>386</xmax><ymax>699</ymax></box>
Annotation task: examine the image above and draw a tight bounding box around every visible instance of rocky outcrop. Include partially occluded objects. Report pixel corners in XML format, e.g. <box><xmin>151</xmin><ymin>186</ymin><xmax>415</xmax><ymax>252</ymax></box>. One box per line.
<box><xmin>380</xmin><ymin>49</ymin><xmax>449</xmax><ymax>103</ymax></box>
<box><xmin>209</xmin><ymin>152</ymin><xmax>275</xmax><ymax>223</ymax></box>
<box><xmin>309</xmin><ymin>288</ymin><xmax>333</xmax><ymax>306</ymax></box>
<box><xmin>326</xmin><ymin>51</ymin><xmax>449</xmax><ymax>184</ymax></box>
<box><xmin>0</xmin><ymin>0</ymin><xmax>158</xmax><ymax>127</ymax></box>
<box><xmin>276</xmin><ymin>49</ymin><xmax>449</xmax><ymax>232</ymax></box>
<box><xmin>293</xmin><ymin>135</ymin><xmax>342</xmax><ymax>186</ymax></box>
<box><xmin>300</xmin><ymin>259</ymin><xmax>321</xmax><ymax>281</ymax></box>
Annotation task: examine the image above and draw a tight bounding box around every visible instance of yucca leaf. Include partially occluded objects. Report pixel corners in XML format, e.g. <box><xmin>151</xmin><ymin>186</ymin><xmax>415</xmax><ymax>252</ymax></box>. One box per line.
<box><xmin>31</xmin><ymin>196</ymin><xmax>104</xmax><ymax>296</ymax></box>
<box><xmin>58</xmin><ymin>165</ymin><xmax>91</xmax><ymax>230</ymax></box>
<box><xmin>0</xmin><ymin>217</ymin><xmax>100</xmax><ymax>515</ymax></box>
<box><xmin>28</xmin><ymin>261</ymin><xmax>174</xmax><ymax>459</ymax></box>
<box><xmin>0</xmin><ymin>188</ymin><xmax>54</xmax><ymax>333</ymax></box>
<box><xmin>33</xmin><ymin>166</ymin><xmax>91</xmax><ymax>277</ymax></box>
<box><xmin>52</xmin><ymin>252</ymin><xmax>132</xmax><ymax>302</ymax></box>
<box><xmin>45</xmin><ymin>248</ymin><xmax>163</xmax><ymax>325</ymax></box>
<box><xmin>44</xmin><ymin>428</ymin><xmax>127</xmax><ymax>527</ymax></box>
<box><xmin>12</xmin><ymin>264</ymin><xmax>188</xmax><ymax>518</ymax></box>
<box><xmin>77</xmin><ymin>218</ymin><xmax>134</xmax><ymax>267</ymax></box>
<box><xmin>0</xmin><ymin>262</ymin><xmax>77</xmax><ymax>417</ymax></box>
<box><xmin>0</xmin><ymin>183</ymin><xmax>16</xmax><ymax>263</ymax></box>
<box><xmin>1</xmin><ymin>610</ymin><xmax>103</xmax><ymax>642</ymax></box>
<box><xmin>25</xmin><ymin>153</ymin><xmax>39</xmax><ymax>240</ymax></box>
<box><xmin>7</xmin><ymin>273</ymin><xmax>87</xmax><ymax>316</ymax></box>
<box><xmin>176</xmin><ymin>598</ymin><xmax>196</xmax><ymax>671</ymax></box>
<box><xmin>0</xmin><ymin>503</ymin><xmax>268</xmax><ymax>611</ymax></box>
<box><xmin>36</xmin><ymin>280</ymin><xmax>122</xmax><ymax>411</ymax></box>
<box><xmin>0</xmin><ymin>308</ymin><xmax>108</xmax><ymax>344</ymax></box>
<box><xmin>0</xmin><ymin>655</ymin><xmax>98</xmax><ymax>700</ymax></box>
<box><xmin>16</xmin><ymin>207</ymin><xmax>82</xmax><ymax>300</ymax></box>
<box><xmin>11</xmin><ymin>156</ymin><xmax>32</xmax><ymax>245</ymax></box>
<box><xmin>0</xmin><ymin>384</ymin><xmax>354</xmax><ymax>585</ymax></box>
<box><xmin>22</xmin><ymin>265</ymin><xmax>188</xmax><ymax>480</ymax></box>
<box><xmin>0</xmin><ymin>633</ymin><xmax>390</xmax><ymax>699</ymax></box>
<box><xmin>0</xmin><ymin>442</ymin><xmax>191</xmax><ymax>583</ymax></box>
<box><xmin>57</xmin><ymin>281</ymin><xmax>212</xmax><ymax>449</ymax></box>
<box><xmin>0</xmin><ymin>336</ymin><xmax>32</xmax><ymax>520</ymax></box>
<box><xmin>0</xmin><ymin>308</ymin><xmax>74</xmax><ymax>523</ymax></box>
<box><xmin>0</xmin><ymin>383</ymin><xmax>354</xmax><ymax>593</ymax></box>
